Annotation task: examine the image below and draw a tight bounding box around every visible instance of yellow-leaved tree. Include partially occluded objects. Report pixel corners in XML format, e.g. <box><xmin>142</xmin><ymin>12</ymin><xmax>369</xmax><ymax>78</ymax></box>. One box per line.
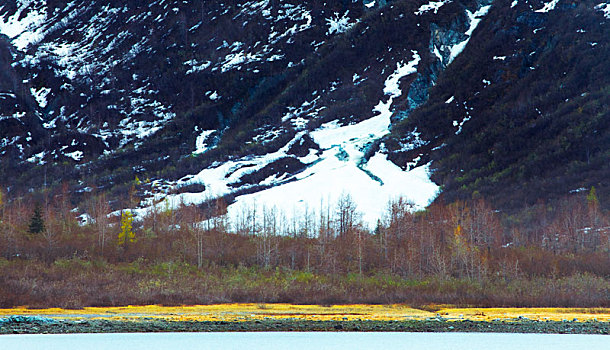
<box><xmin>118</xmin><ymin>210</ymin><xmax>135</xmax><ymax>245</ymax></box>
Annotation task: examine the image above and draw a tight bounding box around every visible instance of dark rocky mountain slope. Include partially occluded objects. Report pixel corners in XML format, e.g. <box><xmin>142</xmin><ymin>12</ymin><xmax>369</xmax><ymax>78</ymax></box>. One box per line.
<box><xmin>0</xmin><ymin>0</ymin><xmax>608</xmax><ymax>218</ymax></box>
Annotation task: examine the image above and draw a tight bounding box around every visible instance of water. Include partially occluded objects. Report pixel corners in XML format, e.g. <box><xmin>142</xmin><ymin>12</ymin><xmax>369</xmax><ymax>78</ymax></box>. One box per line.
<box><xmin>0</xmin><ymin>332</ymin><xmax>606</xmax><ymax>350</ymax></box>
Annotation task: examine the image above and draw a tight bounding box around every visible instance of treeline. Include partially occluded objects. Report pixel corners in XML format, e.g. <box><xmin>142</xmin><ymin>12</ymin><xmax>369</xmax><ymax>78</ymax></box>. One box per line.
<box><xmin>0</xmin><ymin>186</ymin><xmax>608</xmax><ymax>307</ymax></box>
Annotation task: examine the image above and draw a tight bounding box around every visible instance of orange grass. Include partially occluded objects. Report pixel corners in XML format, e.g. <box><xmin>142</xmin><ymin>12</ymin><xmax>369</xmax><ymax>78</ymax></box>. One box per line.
<box><xmin>1</xmin><ymin>304</ymin><xmax>609</xmax><ymax>322</ymax></box>
<box><xmin>435</xmin><ymin>307</ymin><xmax>610</xmax><ymax>322</ymax></box>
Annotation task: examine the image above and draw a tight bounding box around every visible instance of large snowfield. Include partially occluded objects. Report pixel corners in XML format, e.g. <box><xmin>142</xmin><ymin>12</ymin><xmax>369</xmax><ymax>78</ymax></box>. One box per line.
<box><xmin>226</xmin><ymin>51</ymin><xmax>437</xmax><ymax>227</ymax></box>
<box><xmin>140</xmin><ymin>51</ymin><xmax>439</xmax><ymax>228</ymax></box>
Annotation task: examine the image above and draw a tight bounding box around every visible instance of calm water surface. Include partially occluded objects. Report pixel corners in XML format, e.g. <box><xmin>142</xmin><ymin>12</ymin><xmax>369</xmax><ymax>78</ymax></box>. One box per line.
<box><xmin>0</xmin><ymin>332</ymin><xmax>607</xmax><ymax>350</ymax></box>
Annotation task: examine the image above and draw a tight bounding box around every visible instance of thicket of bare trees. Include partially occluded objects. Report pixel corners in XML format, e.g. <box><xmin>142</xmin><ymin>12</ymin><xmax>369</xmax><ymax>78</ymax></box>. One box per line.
<box><xmin>0</xmin><ymin>187</ymin><xmax>608</xmax><ymax>276</ymax></box>
<box><xmin>0</xmin><ymin>186</ymin><xmax>608</xmax><ymax>307</ymax></box>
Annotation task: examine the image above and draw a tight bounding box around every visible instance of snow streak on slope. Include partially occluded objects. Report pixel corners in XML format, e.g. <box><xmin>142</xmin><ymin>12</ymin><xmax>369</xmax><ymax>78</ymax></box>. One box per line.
<box><xmin>193</xmin><ymin>129</ymin><xmax>216</xmax><ymax>155</ymax></box>
<box><xmin>132</xmin><ymin>51</ymin><xmax>438</xmax><ymax>228</ymax></box>
<box><xmin>448</xmin><ymin>5</ymin><xmax>492</xmax><ymax>64</ymax></box>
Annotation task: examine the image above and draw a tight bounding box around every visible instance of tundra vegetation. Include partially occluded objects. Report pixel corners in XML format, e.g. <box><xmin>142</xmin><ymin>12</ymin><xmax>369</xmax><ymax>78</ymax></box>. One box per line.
<box><xmin>0</xmin><ymin>186</ymin><xmax>608</xmax><ymax>309</ymax></box>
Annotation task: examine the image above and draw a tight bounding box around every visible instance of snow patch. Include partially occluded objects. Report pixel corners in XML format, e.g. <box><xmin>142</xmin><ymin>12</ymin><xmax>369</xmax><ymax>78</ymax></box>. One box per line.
<box><xmin>383</xmin><ymin>51</ymin><xmax>421</xmax><ymax>97</ymax></box>
<box><xmin>184</xmin><ymin>59</ymin><xmax>211</xmax><ymax>75</ymax></box>
<box><xmin>596</xmin><ymin>3</ymin><xmax>610</xmax><ymax>18</ymax></box>
<box><xmin>281</xmin><ymin>97</ymin><xmax>324</xmax><ymax>130</ymax></box>
<box><xmin>0</xmin><ymin>111</ymin><xmax>26</xmax><ymax>121</ymax></box>
<box><xmin>77</xmin><ymin>213</ymin><xmax>94</xmax><ymax>226</ymax></box>
<box><xmin>117</xmin><ymin>108</ymin><xmax>174</xmax><ymax>147</ymax></box>
<box><xmin>447</xmin><ymin>5</ymin><xmax>491</xmax><ymax>65</ymax></box>
<box><xmin>0</xmin><ymin>0</ymin><xmax>48</xmax><ymax>50</ymax></box>
<box><xmin>453</xmin><ymin>101</ymin><xmax>473</xmax><ymax>134</ymax></box>
<box><xmin>415</xmin><ymin>1</ymin><xmax>452</xmax><ymax>16</ymax></box>
<box><xmin>207</xmin><ymin>91</ymin><xmax>221</xmax><ymax>101</ymax></box>
<box><xmin>266</xmin><ymin>4</ymin><xmax>313</xmax><ymax>45</ymax></box>
<box><xmin>0</xmin><ymin>92</ymin><xmax>16</xmax><ymax>100</ymax></box>
<box><xmin>219</xmin><ymin>51</ymin><xmax>264</xmax><ymax>73</ymax></box>
<box><xmin>326</xmin><ymin>11</ymin><xmax>355</xmax><ymax>35</ymax></box>
<box><xmin>26</xmin><ymin>151</ymin><xmax>46</xmax><ymax>165</ymax></box>
<box><xmin>535</xmin><ymin>0</ymin><xmax>560</xmax><ymax>13</ymax></box>
<box><xmin>30</xmin><ymin>87</ymin><xmax>51</xmax><ymax>108</ymax></box>
<box><xmin>194</xmin><ymin>129</ymin><xmax>215</xmax><ymax>155</ymax></box>
<box><xmin>64</xmin><ymin>150</ymin><xmax>83</xmax><ymax>161</ymax></box>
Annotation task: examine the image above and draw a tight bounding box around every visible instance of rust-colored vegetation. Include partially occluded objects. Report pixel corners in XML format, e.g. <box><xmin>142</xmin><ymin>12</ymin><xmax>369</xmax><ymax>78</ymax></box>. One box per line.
<box><xmin>0</xmin><ymin>186</ymin><xmax>608</xmax><ymax>309</ymax></box>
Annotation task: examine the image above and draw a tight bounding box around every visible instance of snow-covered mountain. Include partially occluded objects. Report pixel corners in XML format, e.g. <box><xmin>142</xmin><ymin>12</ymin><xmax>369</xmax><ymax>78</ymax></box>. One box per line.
<box><xmin>1</xmin><ymin>0</ymin><xmax>608</xmax><ymax>223</ymax></box>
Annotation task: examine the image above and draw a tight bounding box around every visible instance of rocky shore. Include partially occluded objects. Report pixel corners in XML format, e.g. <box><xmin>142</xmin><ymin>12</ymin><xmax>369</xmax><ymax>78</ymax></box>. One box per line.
<box><xmin>0</xmin><ymin>316</ymin><xmax>608</xmax><ymax>334</ymax></box>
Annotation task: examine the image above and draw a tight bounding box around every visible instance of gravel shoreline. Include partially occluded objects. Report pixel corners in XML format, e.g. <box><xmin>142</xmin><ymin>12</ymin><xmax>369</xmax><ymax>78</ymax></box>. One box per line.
<box><xmin>1</xmin><ymin>317</ymin><xmax>608</xmax><ymax>334</ymax></box>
